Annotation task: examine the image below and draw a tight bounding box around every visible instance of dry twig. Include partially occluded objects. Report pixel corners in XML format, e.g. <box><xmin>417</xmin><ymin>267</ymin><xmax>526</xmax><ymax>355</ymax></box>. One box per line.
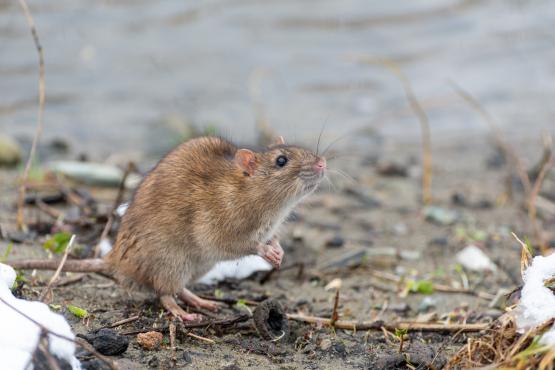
<box><xmin>287</xmin><ymin>314</ymin><xmax>488</xmax><ymax>333</ymax></box>
<box><xmin>16</xmin><ymin>0</ymin><xmax>46</xmax><ymax>231</ymax></box>
<box><xmin>39</xmin><ymin>234</ymin><xmax>76</xmax><ymax>303</ymax></box>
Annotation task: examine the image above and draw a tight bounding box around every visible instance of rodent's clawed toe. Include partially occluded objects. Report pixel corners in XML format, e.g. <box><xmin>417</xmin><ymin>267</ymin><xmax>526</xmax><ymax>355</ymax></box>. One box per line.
<box><xmin>257</xmin><ymin>240</ymin><xmax>284</xmax><ymax>269</ymax></box>
<box><xmin>160</xmin><ymin>295</ymin><xmax>203</xmax><ymax>322</ymax></box>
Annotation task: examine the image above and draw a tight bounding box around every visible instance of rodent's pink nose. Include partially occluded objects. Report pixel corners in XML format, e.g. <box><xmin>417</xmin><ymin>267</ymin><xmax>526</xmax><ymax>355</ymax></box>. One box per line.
<box><xmin>314</xmin><ymin>158</ymin><xmax>326</xmax><ymax>173</ymax></box>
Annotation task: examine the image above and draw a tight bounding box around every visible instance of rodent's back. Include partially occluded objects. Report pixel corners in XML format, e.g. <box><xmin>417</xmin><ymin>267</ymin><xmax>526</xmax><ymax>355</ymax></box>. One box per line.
<box><xmin>106</xmin><ymin>137</ymin><xmax>240</xmax><ymax>292</ymax></box>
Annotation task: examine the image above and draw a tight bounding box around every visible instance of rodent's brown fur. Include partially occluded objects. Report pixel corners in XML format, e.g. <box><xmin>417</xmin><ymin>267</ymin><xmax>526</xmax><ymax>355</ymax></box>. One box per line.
<box><xmin>10</xmin><ymin>136</ymin><xmax>325</xmax><ymax>311</ymax></box>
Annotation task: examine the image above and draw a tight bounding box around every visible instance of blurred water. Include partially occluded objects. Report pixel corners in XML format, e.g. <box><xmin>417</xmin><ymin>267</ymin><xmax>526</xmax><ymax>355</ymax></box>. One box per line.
<box><xmin>1</xmin><ymin>0</ymin><xmax>555</xmax><ymax>158</ymax></box>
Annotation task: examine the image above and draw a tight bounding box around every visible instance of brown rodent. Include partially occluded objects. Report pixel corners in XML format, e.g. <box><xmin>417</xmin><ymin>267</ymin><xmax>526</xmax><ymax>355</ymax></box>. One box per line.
<box><xmin>9</xmin><ymin>136</ymin><xmax>326</xmax><ymax>321</ymax></box>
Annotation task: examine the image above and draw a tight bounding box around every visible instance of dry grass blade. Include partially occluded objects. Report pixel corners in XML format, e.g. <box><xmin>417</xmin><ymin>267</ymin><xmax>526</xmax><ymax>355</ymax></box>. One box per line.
<box><xmin>357</xmin><ymin>57</ymin><xmax>432</xmax><ymax>205</ymax></box>
<box><xmin>528</xmin><ymin>153</ymin><xmax>555</xmax><ymax>255</ymax></box>
<box><xmin>16</xmin><ymin>0</ymin><xmax>46</xmax><ymax>231</ymax></box>
<box><xmin>512</xmin><ymin>232</ymin><xmax>532</xmax><ymax>280</ymax></box>
<box><xmin>450</xmin><ymin>82</ymin><xmax>532</xmax><ymax>197</ymax></box>
<box><xmin>39</xmin><ymin>234</ymin><xmax>76</xmax><ymax>303</ymax></box>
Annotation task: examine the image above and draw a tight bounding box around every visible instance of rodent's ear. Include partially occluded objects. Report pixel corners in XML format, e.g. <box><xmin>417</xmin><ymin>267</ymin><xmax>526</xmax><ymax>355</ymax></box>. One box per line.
<box><xmin>274</xmin><ymin>136</ymin><xmax>285</xmax><ymax>145</ymax></box>
<box><xmin>235</xmin><ymin>149</ymin><xmax>257</xmax><ymax>176</ymax></box>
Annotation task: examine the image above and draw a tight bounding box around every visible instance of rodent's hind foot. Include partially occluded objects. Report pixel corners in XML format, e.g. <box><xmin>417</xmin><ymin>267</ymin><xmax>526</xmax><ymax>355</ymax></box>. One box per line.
<box><xmin>179</xmin><ymin>288</ymin><xmax>221</xmax><ymax>312</ymax></box>
<box><xmin>160</xmin><ymin>295</ymin><xmax>202</xmax><ymax>322</ymax></box>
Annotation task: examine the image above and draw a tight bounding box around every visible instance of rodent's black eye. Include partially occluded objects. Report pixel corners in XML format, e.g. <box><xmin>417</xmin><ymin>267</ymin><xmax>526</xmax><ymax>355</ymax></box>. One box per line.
<box><xmin>276</xmin><ymin>155</ymin><xmax>288</xmax><ymax>168</ymax></box>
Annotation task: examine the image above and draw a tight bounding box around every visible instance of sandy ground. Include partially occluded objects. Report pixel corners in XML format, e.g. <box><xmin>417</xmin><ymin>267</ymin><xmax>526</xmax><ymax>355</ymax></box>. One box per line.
<box><xmin>0</xmin><ymin>131</ymin><xmax>553</xmax><ymax>369</ymax></box>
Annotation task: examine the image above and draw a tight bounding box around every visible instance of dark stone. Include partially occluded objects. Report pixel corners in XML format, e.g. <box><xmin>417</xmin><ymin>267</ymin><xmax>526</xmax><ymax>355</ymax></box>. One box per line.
<box><xmin>428</xmin><ymin>237</ymin><xmax>449</xmax><ymax>247</ymax></box>
<box><xmin>376</xmin><ymin>161</ymin><xmax>408</xmax><ymax>177</ymax></box>
<box><xmin>33</xmin><ymin>350</ymin><xmax>72</xmax><ymax>370</ymax></box>
<box><xmin>7</xmin><ymin>230</ymin><xmax>36</xmax><ymax>244</ymax></box>
<box><xmin>486</xmin><ymin>150</ymin><xmax>506</xmax><ymax>169</ymax></box>
<box><xmin>182</xmin><ymin>351</ymin><xmax>193</xmax><ymax>364</ymax></box>
<box><xmin>79</xmin><ymin>328</ymin><xmax>129</xmax><ymax>356</ymax></box>
<box><xmin>475</xmin><ymin>199</ymin><xmax>494</xmax><ymax>209</ymax></box>
<box><xmin>389</xmin><ymin>302</ymin><xmax>410</xmax><ymax>314</ymax></box>
<box><xmin>80</xmin><ymin>359</ymin><xmax>111</xmax><ymax>370</ymax></box>
<box><xmin>451</xmin><ymin>192</ymin><xmax>467</xmax><ymax>206</ymax></box>
<box><xmin>148</xmin><ymin>356</ymin><xmax>159</xmax><ymax>368</ymax></box>
<box><xmin>331</xmin><ymin>341</ymin><xmax>347</xmax><ymax>358</ymax></box>
<box><xmin>325</xmin><ymin>235</ymin><xmax>345</xmax><ymax>248</ymax></box>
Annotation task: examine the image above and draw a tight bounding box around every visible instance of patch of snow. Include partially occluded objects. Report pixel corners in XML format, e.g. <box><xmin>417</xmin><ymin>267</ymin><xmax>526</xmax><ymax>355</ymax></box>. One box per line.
<box><xmin>0</xmin><ymin>263</ymin><xmax>81</xmax><ymax>369</ymax></box>
<box><xmin>98</xmin><ymin>238</ymin><xmax>113</xmax><ymax>257</ymax></box>
<box><xmin>514</xmin><ymin>253</ymin><xmax>555</xmax><ymax>345</ymax></box>
<box><xmin>455</xmin><ymin>245</ymin><xmax>497</xmax><ymax>272</ymax></box>
<box><xmin>198</xmin><ymin>256</ymin><xmax>272</xmax><ymax>285</ymax></box>
<box><xmin>116</xmin><ymin>202</ymin><xmax>128</xmax><ymax>217</ymax></box>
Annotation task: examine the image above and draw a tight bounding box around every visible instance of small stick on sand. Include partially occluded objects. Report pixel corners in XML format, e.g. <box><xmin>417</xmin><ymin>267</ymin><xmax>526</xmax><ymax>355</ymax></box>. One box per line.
<box><xmin>330</xmin><ymin>289</ymin><xmax>340</xmax><ymax>327</ymax></box>
<box><xmin>185</xmin><ymin>331</ymin><xmax>215</xmax><ymax>344</ymax></box>
<box><xmin>287</xmin><ymin>314</ymin><xmax>488</xmax><ymax>333</ymax></box>
<box><xmin>39</xmin><ymin>234</ymin><xmax>76</xmax><ymax>303</ymax></box>
<box><xmin>169</xmin><ymin>319</ymin><xmax>177</xmax><ymax>366</ymax></box>
<box><xmin>16</xmin><ymin>0</ymin><xmax>46</xmax><ymax>231</ymax></box>
<box><xmin>103</xmin><ymin>315</ymin><xmax>140</xmax><ymax>330</ymax></box>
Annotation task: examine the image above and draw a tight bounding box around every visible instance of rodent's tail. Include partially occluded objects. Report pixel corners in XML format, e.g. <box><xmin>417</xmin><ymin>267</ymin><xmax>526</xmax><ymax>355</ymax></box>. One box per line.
<box><xmin>7</xmin><ymin>258</ymin><xmax>108</xmax><ymax>273</ymax></box>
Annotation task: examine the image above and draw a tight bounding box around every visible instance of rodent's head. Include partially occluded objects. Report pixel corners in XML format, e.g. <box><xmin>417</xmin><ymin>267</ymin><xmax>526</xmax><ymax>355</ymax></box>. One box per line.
<box><xmin>235</xmin><ymin>136</ymin><xmax>326</xmax><ymax>200</ymax></box>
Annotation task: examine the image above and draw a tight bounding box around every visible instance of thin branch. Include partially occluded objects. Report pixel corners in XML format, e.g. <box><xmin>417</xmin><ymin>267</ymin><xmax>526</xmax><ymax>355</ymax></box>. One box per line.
<box><xmin>287</xmin><ymin>313</ymin><xmax>488</xmax><ymax>332</ymax></box>
<box><xmin>102</xmin><ymin>315</ymin><xmax>140</xmax><ymax>330</ymax></box>
<box><xmin>40</xmin><ymin>234</ymin><xmax>76</xmax><ymax>303</ymax></box>
<box><xmin>16</xmin><ymin>0</ymin><xmax>46</xmax><ymax>231</ymax></box>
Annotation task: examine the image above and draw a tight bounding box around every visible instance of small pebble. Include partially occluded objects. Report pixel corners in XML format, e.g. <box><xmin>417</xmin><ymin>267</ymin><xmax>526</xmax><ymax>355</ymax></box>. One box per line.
<box><xmin>182</xmin><ymin>351</ymin><xmax>193</xmax><ymax>364</ymax></box>
<box><xmin>137</xmin><ymin>331</ymin><xmax>164</xmax><ymax>350</ymax></box>
<box><xmin>80</xmin><ymin>328</ymin><xmax>129</xmax><ymax>356</ymax></box>
<box><xmin>319</xmin><ymin>338</ymin><xmax>332</xmax><ymax>351</ymax></box>
<box><xmin>325</xmin><ymin>235</ymin><xmax>345</xmax><ymax>248</ymax></box>
<box><xmin>0</xmin><ymin>135</ymin><xmax>22</xmax><ymax>167</ymax></box>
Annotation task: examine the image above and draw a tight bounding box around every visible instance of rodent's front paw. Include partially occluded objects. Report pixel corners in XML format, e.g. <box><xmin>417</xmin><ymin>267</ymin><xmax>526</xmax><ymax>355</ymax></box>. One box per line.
<box><xmin>257</xmin><ymin>240</ymin><xmax>284</xmax><ymax>269</ymax></box>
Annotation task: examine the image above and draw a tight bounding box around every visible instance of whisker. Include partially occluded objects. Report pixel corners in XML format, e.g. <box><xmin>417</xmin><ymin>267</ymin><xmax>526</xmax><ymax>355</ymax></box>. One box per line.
<box><xmin>321</xmin><ymin>132</ymin><xmax>354</xmax><ymax>157</ymax></box>
<box><xmin>327</xmin><ymin>169</ymin><xmax>358</xmax><ymax>184</ymax></box>
<box><xmin>323</xmin><ymin>175</ymin><xmax>337</xmax><ymax>192</ymax></box>
<box><xmin>325</xmin><ymin>154</ymin><xmax>361</xmax><ymax>162</ymax></box>
<box><xmin>316</xmin><ymin>116</ymin><xmax>330</xmax><ymax>156</ymax></box>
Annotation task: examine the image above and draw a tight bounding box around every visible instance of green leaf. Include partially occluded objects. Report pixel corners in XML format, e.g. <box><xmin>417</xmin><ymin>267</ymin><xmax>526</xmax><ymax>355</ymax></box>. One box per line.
<box><xmin>524</xmin><ymin>236</ymin><xmax>534</xmax><ymax>255</ymax></box>
<box><xmin>407</xmin><ymin>280</ymin><xmax>434</xmax><ymax>295</ymax></box>
<box><xmin>214</xmin><ymin>289</ymin><xmax>224</xmax><ymax>299</ymax></box>
<box><xmin>67</xmin><ymin>305</ymin><xmax>88</xmax><ymax>318</ymax></box>
<box><xmin>394</xmin><ymin>328</ymin><xmax>408</xmax><ymax>338</ymax></box>
<box><xmin>0</xmin><ymin>243</ymin><xmax>13</xmax><ymax>263</ymax></box>
<box><xmin>49</xmin><ymin>304</ymin><xmax>62</xmax><ymax>311</ymax></box>
<box><xmin>43</xmin><ymin>232</ymin><xmax>72</xmax><ymax>254</ymax></box>
<box><xmin>515</xmin><ymin>336</ymin><xmax>549</xmax><ymax>360</ymax></box>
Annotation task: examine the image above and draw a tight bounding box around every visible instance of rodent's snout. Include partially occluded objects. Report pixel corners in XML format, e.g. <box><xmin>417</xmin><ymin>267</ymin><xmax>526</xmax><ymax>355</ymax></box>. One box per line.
<box><xmin>313</xmin><ymin>157</ymin><xmax>327</xmax><ymax>174</ymax></box>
